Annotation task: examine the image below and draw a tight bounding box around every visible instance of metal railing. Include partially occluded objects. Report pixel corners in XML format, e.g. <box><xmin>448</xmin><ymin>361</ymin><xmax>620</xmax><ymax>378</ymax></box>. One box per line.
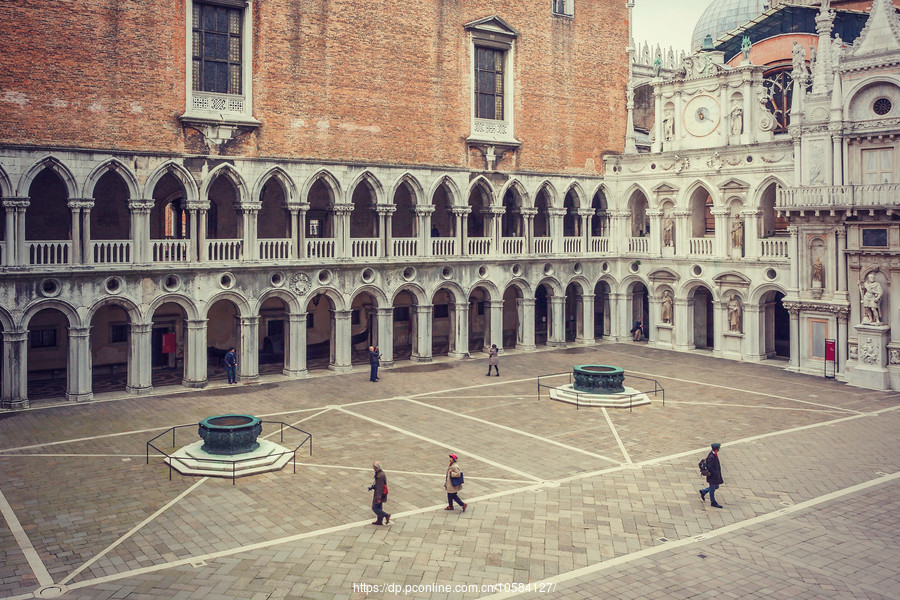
<box><xmin>536</xmin><ymin>371</ymin><xmax>664</xmax><ymax>412</ymax></box>
<box><xmin>146</xmin><ymin>421</ymin><xmax>313</xmax><ymax>485</ymax></box>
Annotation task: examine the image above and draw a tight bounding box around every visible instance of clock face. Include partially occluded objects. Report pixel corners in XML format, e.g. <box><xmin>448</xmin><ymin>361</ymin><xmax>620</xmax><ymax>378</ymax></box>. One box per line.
<box><xmin>683</xmin><ymin>95</ymin><xmax>720</xmax><ymax>137</ymax></box>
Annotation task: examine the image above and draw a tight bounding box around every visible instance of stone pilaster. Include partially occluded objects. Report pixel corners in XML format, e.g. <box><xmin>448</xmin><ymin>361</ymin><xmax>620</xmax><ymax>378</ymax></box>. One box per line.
<box><xmin>126</xmin><ymin>323</ymin><xmax>154</xmax><ymax>395</ymax></box>
<box><xmin>66</xmin><ymin>326</ymin><xmax>93</xmax><ymax>402</ymax></box>
<box><xmin>284</xmin><ymin>313</ymin><xmax>308</xmax><ymax>377</ymax></box>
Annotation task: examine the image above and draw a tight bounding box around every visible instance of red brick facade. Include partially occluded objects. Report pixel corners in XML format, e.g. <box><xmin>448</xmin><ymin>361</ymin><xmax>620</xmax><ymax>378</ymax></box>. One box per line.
<box><xmin>0</xmin><ymin>0</ymin><xmax>627</xmax><ymax>174</ymax></box>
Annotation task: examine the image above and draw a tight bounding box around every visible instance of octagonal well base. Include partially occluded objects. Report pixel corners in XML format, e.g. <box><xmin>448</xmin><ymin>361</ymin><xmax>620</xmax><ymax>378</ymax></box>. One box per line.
<box><xmin>549</xmin><ymin>384</ymin><xmax>651</xmax><ymax>408</ymax></box>
<box><xmin>165</xmin><ymin>439</ymin><xmax>293</xmax><ymax>478</ymax></box>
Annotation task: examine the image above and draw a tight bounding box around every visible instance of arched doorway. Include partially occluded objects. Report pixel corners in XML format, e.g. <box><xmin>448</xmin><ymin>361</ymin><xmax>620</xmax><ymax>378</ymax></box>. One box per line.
<box><xmin>150</xmin><ymin>173</ymin><xmax>190</xmax><ymax>262</ymax></box>
<box><xmin>628</xmin><ymin>190</ymin><xmax>649</xmax><ymax>238</ymax></box>
<box><xmin>207</xmin><ymin>175</ymin><xmax>242</xmax><ymax>260</ymax></box>
<box><xmin>467</xmin><ymin>183</ymin><xmax>489</xmax><ymax>254</ymax></box>
<box><xmin>90</xmin><ymin>171</ymin><xmax>131</xmax><ymax>263</ymax></box>
<box><xmin>594</xmin><ymin>281</ymin><xmax>611</xmax><ymax>338</ymax></box>
<box><xmin>258</xmin><ymin>178</ymin><xmax>292</xmax><ymax>259</ymax></box>
<box><xmin>564</xmin><ymin>282</ymin><xmax>583</xmax><ymax>342</ymax></box>
<box><xmin>628</xmin><ymin>282</ymin><xmax>650</xmax><ymax>341</ymax></box>
<box><xmin>535</xmin><ymin>284</ymin><xmax>550</xmax><ymax>346</ymax></box>
<box><xmin>534</xmin><ymin>189</ymin><xmax>551</xmax><ymax>253</ymax></box>
<box><xmin>90</xmin><ymin>303</ymin><xmax>131</xmax><ymax>394</ymax></box>
<box><xmin>468</xmin><ymin>286</ymin><xmax>490</xmax><ymax>352</ymax></box>
<box><xmin>591</xmin><ymin>190</ymin><xmax>609</xmax><ymax>237</ymax></box>
<box><xmin>306</xmin><ymin>293</ymin><xmax>333</xmax><ymax>371</ymax></box>
<box><xmin>762</xmin><ymin>290</ymin><xmax>790</xmax><ymax>358</ymax></box>
<box><xmin>563</xmin><ymin>189</ymin><xmax>580</xmax><ymax>237</ymax></box>
<box><xmin>691</xmin><ymin>286</ymin><xmax>715</xmax><ymax>349</ymax></box>
<box><xmin>760</xmin><ymin>182</ymin><xmax>788</xmax><ymax>239</ymax></box>
<box><xmin>431</xmin><ymin>183</ymin><xmax>454</xmax><ymax>245</ymax></box>
<box><xmin>259</xmin><ymin>297</ymin><xmax>288</xmax><ymax>374</ymax></box>
<box><xmin>151</xmin><ymin>302</ymin><xmax>187</xmax><ymax>387</ymax></box>
<box><xmin>350</xmin><ymin>292</ymin><xmax>378</xmax><ymax>364</ymax></box>
<box><xmin>502</xmin><ymin>286</ymin><xmax>521</xmax><ymax>349</ymax></box>
<box><xmin>206</xmin><ymin>299</ymin><xmax>240</xmax><ymax>381</ymax></box>
<box><xmin>393</xmin><ymin>181</ymin><xmax>416</xmax><ymax>256</ymax></box>
<box><xmin>26</xmin><ymin>308</ymin><xmax>69</xmax><ymax>399</ymax></box>
<box><xmin>392</xmin><ymin>290</ymin><xmax>417</xmax><ymax>362</ymax></box>
<box><xmin>431</xmin><ymin>288</ymin><xmax>455</xmax><ymax>357</ymax></box>
<box><xmin>350</xmin><ymin>178</ymin><xmax>378</xmax><ymax>257</ymax></box>
<box><xmin>306</xmin><ymin>179</ymin><xmax>336</xmax><ymax>257</ymax></box>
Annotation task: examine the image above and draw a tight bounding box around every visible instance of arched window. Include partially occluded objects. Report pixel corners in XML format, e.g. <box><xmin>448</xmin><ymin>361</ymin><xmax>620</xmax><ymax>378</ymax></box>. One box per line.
<box><xmin>164</xmin><ymin>201</ymin><xmax>188</xmax><ymax>239</ymax></box>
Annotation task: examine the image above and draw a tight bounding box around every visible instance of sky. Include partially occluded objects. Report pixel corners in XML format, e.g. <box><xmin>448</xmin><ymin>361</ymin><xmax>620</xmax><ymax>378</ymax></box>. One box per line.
<box><xmin>631</xmin><ymin>0</ymin><xmax>712</xmax><ymax>54</ymax></box>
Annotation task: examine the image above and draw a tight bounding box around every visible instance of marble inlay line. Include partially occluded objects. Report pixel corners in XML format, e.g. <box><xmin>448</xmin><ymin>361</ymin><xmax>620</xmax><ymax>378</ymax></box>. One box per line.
<box><xmin>0</xmin><ymin>487</ymin><xmax>54</xmax><ymax>587</ymax></box>
<box><xmin>602</xmin><ymin>408</ymin><xmax>632</xmax><ymax>465</ymax></box>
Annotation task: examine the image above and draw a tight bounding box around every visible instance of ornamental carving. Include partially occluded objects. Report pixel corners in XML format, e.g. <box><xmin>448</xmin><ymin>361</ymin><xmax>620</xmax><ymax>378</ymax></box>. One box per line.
<box><xmin>290</xmin><ymin>272</ymin><xmax>311</xmax><ymax>295</ymax></box>
<box><xmin>859</xmin><ymin>336</ymin><xmax>878</xmax><ymax>366</ymax></box>
<box><xmin>889</xmin><ymin>348</ymin><xmax>900</xmax><ymax>365</ymax></box>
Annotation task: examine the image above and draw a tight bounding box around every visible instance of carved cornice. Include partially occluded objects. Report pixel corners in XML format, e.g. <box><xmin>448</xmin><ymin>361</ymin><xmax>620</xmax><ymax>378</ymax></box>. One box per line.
<box><xmin>2</xmin><ymin>198</ymin><xmax>30</xmax><ymax>209</ymax></box>
<box><xmin>780</xmin><ymin>300</ymin><xmax>850</xmax><ymax>317</ymax></box>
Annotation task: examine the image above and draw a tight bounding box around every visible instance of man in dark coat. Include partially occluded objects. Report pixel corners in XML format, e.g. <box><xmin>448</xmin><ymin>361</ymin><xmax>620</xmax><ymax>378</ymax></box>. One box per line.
<box><xmin>699</xmin><ymin>442</ymin><xmax>724</xmax><ymax>508</ymax></box>
<box><xmin>371</xmin><ymin>462</ymin><xmax>391</xmax><ymax>525</ymax></box>
<box><xmin>224</xmin><ymin>347</ymin><xmax>237</xmax><ymax>384</ymax></box>
<box><xmin>369</xmin><ymin>346</ymin><xmax>381</xmax><ymax>382</ymax></box>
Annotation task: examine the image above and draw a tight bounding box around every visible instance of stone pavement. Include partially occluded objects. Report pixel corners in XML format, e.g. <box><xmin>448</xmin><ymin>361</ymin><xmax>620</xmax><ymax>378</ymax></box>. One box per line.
<box><xmin>1</xmin><ymin>342</ymin><xmax>898</xmax><ymax>600</ymax></box>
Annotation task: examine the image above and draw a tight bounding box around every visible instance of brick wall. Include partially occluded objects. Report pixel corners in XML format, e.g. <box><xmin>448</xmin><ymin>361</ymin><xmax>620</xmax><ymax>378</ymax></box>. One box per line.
<box><xmin>0</xmin><ymin>0</ymin><xmax>627</xmax><ymax>174</ymax></box>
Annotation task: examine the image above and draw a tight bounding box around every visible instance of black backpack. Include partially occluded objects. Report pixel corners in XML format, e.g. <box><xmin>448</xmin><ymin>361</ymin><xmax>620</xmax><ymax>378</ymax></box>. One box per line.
<box><xmin>698</xmin><ymin>458</ymin><xmax>711</xmax><ymax>477</ymax></box>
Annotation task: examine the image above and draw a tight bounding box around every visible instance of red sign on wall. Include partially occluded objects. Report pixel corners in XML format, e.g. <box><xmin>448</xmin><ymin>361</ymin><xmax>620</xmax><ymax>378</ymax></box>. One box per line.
<box><xmin>161</xmin><ymin>333</ymin><xmax>176</xmax><ymax>354</ymax></box>
<box><xmin>825</xmin><ymin>339</ymin><xmax>836</xmax><ymax>361</ymax></box>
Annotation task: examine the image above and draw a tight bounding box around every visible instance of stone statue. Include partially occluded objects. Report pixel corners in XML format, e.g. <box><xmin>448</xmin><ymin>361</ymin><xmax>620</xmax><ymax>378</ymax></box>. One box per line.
<box><xmin>731</xmin><ymin>217</ymin><xmax>744</xmax><ymax>249</ymax></box>
<box><xmin>791</xmin><ymin>41</ymin><xmax>806</xmax><ymax>78</ymax></box>
<box><xmin>812</xmin><ymin>257</ymin><xmax>824</xmax><ymax>285</ymax></box>
<box><xmin>859</xmin><ymin>272</ymin><xmax>883</xmax><ymax>324</ymax></box>
<box><xmin>661</xmin><ymin>290</ymin><xmax>674</xmax><ymax>324</ymax></box>
<box><xmin>663</xmin><ymin>111</ymin><xmax>674</xmax><ymax>141</ymax></box>
<box><xmin>653</xmin><ymin>56</ymin><xmax>662</xmax><ymax>77</ymax></box>
<box><xmin>728</xmin><ymin>295</ymin><xmax>742</xmax><ymax>332</ymax></box>
<box><xmin>663</xmin><ymin>216</ymin><xmax>674</xmax><ymax>247</ymax></box>
<box><xmin>730</xmin><ymin>104</ymin><xmax>743</xmax><ymax>136</ymax></box>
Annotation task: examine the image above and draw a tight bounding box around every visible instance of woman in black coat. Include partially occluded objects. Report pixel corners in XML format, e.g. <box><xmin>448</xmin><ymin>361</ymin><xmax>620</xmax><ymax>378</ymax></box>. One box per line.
<box><xmin>699</xmin><ymin>443</ymin><xmax>724</xmax><ymax>508</ymax></box>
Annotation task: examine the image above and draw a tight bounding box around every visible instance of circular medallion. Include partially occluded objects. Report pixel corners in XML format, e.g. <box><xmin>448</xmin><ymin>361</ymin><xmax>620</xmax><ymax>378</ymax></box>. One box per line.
<box><xmin>290</xmin><ymin>272</ymin><xmax>311</xmax><ymax>295</ymax></box>
<box><xmin>683</xmin><ymin>95</ymin><xmax>720</xmax><ymax>137</ymax></box>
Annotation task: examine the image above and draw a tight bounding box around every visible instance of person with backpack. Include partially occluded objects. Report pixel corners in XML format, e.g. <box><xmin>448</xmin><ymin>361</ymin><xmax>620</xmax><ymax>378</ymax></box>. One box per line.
<box><xmin>444</xmin><ymin>453</ymin><xmax>467</xmax><ymax>512</ymax></box>
<box><xmin>224</xmin><ymin>347</ymin><xmax>237</xmax><ymax>384</ymax></box>
<box><xmin>486</xmin><ymin>344</ymin><xmax>500</xmax><ymax>376</ymax></box>
<box><xmin>699</xmin><ymin>442</ymin><xmax>724</xmax><ymax>508</ymax></box>
<box><xmin>370</xmin><ymin>461</ymin><xmax>391</xmax><ymax>525</ymax></box>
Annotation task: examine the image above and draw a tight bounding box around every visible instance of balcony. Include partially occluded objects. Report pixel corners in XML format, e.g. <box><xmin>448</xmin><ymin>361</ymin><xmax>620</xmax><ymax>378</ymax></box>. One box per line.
<box><xmin>689</xmin><ymin>237</ymin><xmax>714</xmax><ymax>256</ymax></box>
<box><xmin>91</xmin><ymin>241</ymin><xmax>132</xmax><ymax>264</ymax></box>
<box><xmin>207</xmin><ymin>239</ymin><xmax>243</xmax><ymax>261</ymax></box>
<box><xmin>392</xmin><ymin>238</ymin><xmax>417</xmax><ymax>257</ymax></box>
<box><xmin>590</xmin><ymin>237</ymin><xmax>609</xmax><ymax>253</ymax></box>
<box><xmin>259</xmin><ymin>239</ymin><xmax>293</xmax><ymax>261</ymax></box>
<box><xmin>778</xmin><ymin>183</ymin><xmax>900</xmax><ymax>210</ymax></box>
<box><xmin>534</xmin><ymin>237</ymin><xmax>553</xmax><ymax>254</ymax></box>
<box><xmin>351</xmin><ymin>238</ymin><xmax>380</xmax><ymax>259</ymax></box>
<box><xmin>29</xmin><ymin>241</ymin><xmax>71</xmax><ymax>265</ymax></box>
<box><xmin>502</xmin><ymin>237</ymin><xmax>524</xmax><ymax>255</ymax></box>
<box><xmin>628</xmin><ymin>237</ymin><xmax>648</xmax><ymax>254</ymax></box>
<box><xmin>760</xmin><ymin>237</ymin><xmax>789</xmax><ymax>259</ymax></box>
<box><xmin>562</xmin><ymin>236</ymin><xmax>582</xmax><ymax>254</ymax></box>
<box><xmin>432</xmin><ymin>238</ymin><xmax>456</xmax><ymax>257</ymax></box>
<box><xmin>468</xmin><ymin>237</ymin><xmax>491</xmax><ymax>256</ymax></box>
<box><xmin>306</xmin><ymin>239</ymin><xmax>335</xmax><ymax>259</ymax></box>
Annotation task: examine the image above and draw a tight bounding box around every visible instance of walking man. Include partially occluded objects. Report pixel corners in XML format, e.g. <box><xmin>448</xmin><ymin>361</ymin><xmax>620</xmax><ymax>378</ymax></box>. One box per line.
<box><xmin>371</xmin><ymin>461</ymin><xmax>391</xmax><ymax>525</ymax></box>
<box><xmin>486</xmin><ymin>344</ymin><xmax>499</xmax><ymax>376</ymax></box>
<box><xmin>699</xmin><ymin>442</ymin><xmax>724</xmax><ymax>508</ymax></box>
<box><xmin>224</xmin><ymin>347</ymin><xmax>237</xmax><ymax>384</ymax></box>
<box><xmin>444</xmin><ymin>453</ymin><xmax>467</xmax><ymax>511</ymax></box>
<box><xmin>369</xmin><ymin>345</ymin><xmax>381</xmax><ymax>382</ymax></box>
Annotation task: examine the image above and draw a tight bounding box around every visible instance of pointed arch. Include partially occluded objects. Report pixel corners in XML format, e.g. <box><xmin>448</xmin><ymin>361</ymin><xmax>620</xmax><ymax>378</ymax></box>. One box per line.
<box><xmin>622</xmin><ymin>182</ymin><xmax>651</xmax><ymax>210</ymax></box>
<box><xmin>17</xmin><ymin>156</ymin><xmax>78</xmax><ymax>198</ymax></box>
<box><xmin>143</xmin><ymin>161</ymin><xmax>199</xmax><ymax>204</ymax></box>
<box><xmin>345</xmin><ymin>170</ymin><xmax>385</xmax><ymax>205</ymax></box>
<box><xmin>201</xmin><ymin>163</ymin><xmax>248</xmax><ymax>207</ymax></box>
<box><xmin>390</xmin><ymin>172</ymin><xmax>425</xmax><ymax>206</ymax></box>
<box><xmin>498</xmin><ymin>178</ymin><xmax>529</xmax><ymax>207</ymax></box>
<box><xmin>465</xmin><ymin>176</ymin><xmax>496</xmax><ymax>206</ymax></box>
<box><xmin>681</xmin><ymin>179</ymin><xmax>718</xmax><ymax>210</ymax></box>
<box><xmin>428</xmin><ymin>175</ymin><xmax>462</xmax><ymax>207</ymax></box>
<box><xmin>752</xmin><ymin>174</ymin><xmax>789</xmax><ymax>209</ymax></box>
<box><xmin>0</xmin><ymin>162</ymin><xmax>11</xmax><ymax>198</ymax></box>
<box><xmin>0</xmin><ymin>304</ymin><xmax>13</xmax><ymax>331</ymax></box>
<box><xmin>563</xmin><ymin>181</ymin><xmax>586</xmax><ymax>208</ymax></box>
<box><xmin>82</xmin><ymin>159</ymin><xmax>140</xmax><ymax>199</ymax></box>
<box><xmin>301</xmin><ymin>169</ymin><xmax>342</xmax><ymax>205</ymax></box>
<box><xmin>534</xmin><ymin>180</ymin><xmax>559</xmax><ymax>208</ymax></box>
<box><xmin>252</xmin><ymin>166</ymin><xmax>298</xmax><ymax>206</ymax></box>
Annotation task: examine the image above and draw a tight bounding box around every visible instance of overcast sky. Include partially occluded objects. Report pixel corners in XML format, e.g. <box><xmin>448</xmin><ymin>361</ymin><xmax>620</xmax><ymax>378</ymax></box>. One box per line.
<box><xmin>631</xmin><ymin>0</ymin><xmax>712</xmax><ymax>54</ymax></box>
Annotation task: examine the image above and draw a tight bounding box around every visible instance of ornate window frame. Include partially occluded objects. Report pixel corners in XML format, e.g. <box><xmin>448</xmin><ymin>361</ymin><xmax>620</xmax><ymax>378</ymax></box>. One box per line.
<box><xmin>465</xmin><ymin>16</ymin><xmax>521</xmax><ymax>148</ymax></box>
<box><xmin>180</xmin><ymin>0</ymin><xmax>260</xmax><ymax>139</ymax></box>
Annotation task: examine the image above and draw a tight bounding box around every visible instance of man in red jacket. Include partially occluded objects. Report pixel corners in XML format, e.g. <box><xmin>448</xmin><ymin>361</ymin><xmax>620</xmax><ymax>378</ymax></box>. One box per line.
<box><xmin>699</xmin><ymin>443</ymin><xmax>724</xmax><ymax>508</ymax></box>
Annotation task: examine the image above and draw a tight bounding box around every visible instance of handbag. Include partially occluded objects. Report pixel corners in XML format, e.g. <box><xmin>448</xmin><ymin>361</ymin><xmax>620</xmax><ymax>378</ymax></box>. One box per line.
<box><xmin>450</xmin><ymin>472</ymin><xmax>464</xmax><ymax>487</ymax></box>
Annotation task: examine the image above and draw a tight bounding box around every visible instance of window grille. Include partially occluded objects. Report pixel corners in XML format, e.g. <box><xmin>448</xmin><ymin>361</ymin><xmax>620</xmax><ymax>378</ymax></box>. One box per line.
<box><xmin>192</xmin><ymin>3</ymin><xmax>242</xmax><ymax>95</ymax></box>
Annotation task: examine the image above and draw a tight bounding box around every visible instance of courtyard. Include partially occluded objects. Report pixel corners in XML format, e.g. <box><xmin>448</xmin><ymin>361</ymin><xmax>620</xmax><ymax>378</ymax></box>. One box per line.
<box><xmin>1</xmin><ymin>342</ymin><xmax>899</xmax><ymax>600</ymax></box>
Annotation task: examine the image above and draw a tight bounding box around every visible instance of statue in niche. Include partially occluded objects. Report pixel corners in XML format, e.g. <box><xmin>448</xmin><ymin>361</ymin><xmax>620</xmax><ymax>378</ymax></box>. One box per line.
<box><xmin>859</xmin><ymin>272</ymin><xmax>883</xmax><ymax>324</ymax></box>
<box><xmin>728</xmin><ymin>295</ymin><xmax>743</xmax><ymax>332</ymax></box>
<box><xmin>731</xmin><ymin>216</ymin><xmax>744</xmax><ymax>249</ymax></box>
<box><xmin>661</xmin><ymin>290</ymin><xmax>674</xmax><ymax>324</ymax></box>
<box><xmin>729</xmin><ymin>104</ymin><xmax>743</xmax><ymax>136</ymax></box>
<box><xmin>663</xmin><ymin>216</ymin><xmax>674</xmax><ymax>247</ymax></box>
<box><xmin>663</xmin><ymin>110</ymin><xmax>675</xmax><ymax>141</ymax></box>
<box><xmin>812</xmin><ymin>257</ymin><xmax>824</xmax><ymax>286</ymax></box>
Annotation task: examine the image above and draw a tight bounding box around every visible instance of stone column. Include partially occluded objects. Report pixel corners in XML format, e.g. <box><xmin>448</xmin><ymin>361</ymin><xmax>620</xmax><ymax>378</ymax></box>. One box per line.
<box><xmin>578</xmin><ymin>208</ymin><xmax>593</xmax><ymax>254</ymax></box>
<box><xmin>126</xmin><ymin>323</ymin><xmax>153</xmax><ymax>395</ymax></box>
<box><xmin>81</xmin><ymin>203</ymin><xmax>93</xmax><ymax>264</ymax></box>
<box><xmin>238</xmin><ymin>316</ymin><xmax>260</xmax><ymax>383</ymax></box>
<box><xmin>672</xmin><ymin>210</ymin><xmax>690</xmax><ymax>256</ymax></box>
<box><xmin>239</xmin><ymin>203</ymin><xmax>261</xmax><ymax>261</ymax></box>
<box><xmin>197</xmin><ymin>207</ymin><xmax>208</xmax><ymax>262</ymax></box>
<box><xmin>284</xmin><ymin>313</ymin><xmax>308</xmax><ymax>377</ymax></box>
<box><xmin>2</xmin><ymin>201</ymin><xmax>14</xmax><ymax>265</ymax></box>
<box><xmin>452</xmin><ymin>207</ymin><xmax>470</xmax><ymax>256</ymax></box>
<box><xmin>15</xmin><ymin>199</ymin><xmax>28</xmax><ymax>266</ymax></box>
<box><xmin>2</xmin><ymin>199</ymin><xmax>27</xmax><ymax>265</ymax></box>
<box><xmin>521</xmin><ymin>207</ymin><xmax>537</xmax><ymax>255</ymax></box>
<box><xmin>673</xmin><ymin>299</ymin><xmax>693</xmax><ymax>351</ymax></box>
<box><xmin>578</xmin><ymin>293</ymin><xmax>595</xmax><ymax>343</ymax></box>
<box><xmin>740</xmin><ymin>209</ymin><xmax>761</xmax><ymax>260</ymax></box>
<box><xmin>485</xmin><ymin>206</ymin><xmax>504</xmax><ymax>256</ymax></box>
<box><xmin>292</xmin><ymin>202</ymin><xmax>309</xmax><ymax>260</ymax></box>
<box><xmin>450</xmin><ymin>302</ymin><xmax>469</xmax><ymax>358</ymax></box>
<box><xmin>415</xmin><ymin>205</ymin><xmax>434</xmax><ymax>257</ymax></box>
<box><xmin>610</xmin><ymin>292</ymin><xmax>627</xmax><ymax>341</ymax></box>
<box><xmin>517</xmin><ymin>297</ymin><xmax>536</xmax><ymax>350</ymax></box>
<box><xmin>548</xmin><ymin>296</ymin><xmax>566</xmax><ymax>347</ymax></box>
<box><xmin>711</xmin><ymin>208</ymin><xmax>729</xmax><ymax>258</ymax></box>
<box><xmin>376</xmin><ymin>307</ymin><xmax>394</xmax><ymax>367</ymax></box>
<box><xmin>788</xmin><ymin>306</ymin><xmax>800</xmax><ymax>371</ymax></box>
<box><xmin>836</xmin><ymin>312</ymin><xmax>848</xmax><ymax>376</ymax></box>
<box><xmin>835</xmin><ymin>226</ymin><xmax>848</xmax><ymax>301</ymax></box>
<box><xmin>712</xmin><ymin>300</ymin><xmax>726</xmax><ymax>358</ymax></box>
<box><xmin>68</xmin><ymin>201</ymin><xmax>83</xmax><ymax>264</ymax></box>
<box><xmin>66</xmin><ymin>326</ymin><xmax>93</xmax><ymax>402</ymax></box>
<box><xmin>1</xmin><ymin>330</ymin><xmax>28</xmax><ymax>409</ymax></box>
<box><xmin>412</xmin><ymin>304</ymin><xmax>433</xmax><ymax>362</ymax></box>
<box><xmin>487</xmin><ymin>300</ymin><xmax>504</xmax><ymax>350</ymax></box>
<box><xmin>332</xmin><ymin>203</ymin><xmax>354</xmax><ymax>259</ymax></box>
<box><xmin>330</xmin><ymin>309</ymin><xmax>353</xmax><ymax>373</ymax></box>
<box><xmin>183</xmin><ymin>318</ymin><xmax>208</xmax><ymax>388</ymax></box>
<box><xmin>647</xmin><ymin>209</ymin><xmax>662</xmax><ymax>256</ymax></box>
<box><xmin>547</xmin><ymin>208</ymin><xmax>566</xmax><ymax>254</ymax></box>
<box><xmin>788</xmin><ymin>226</ymin><xmax>800</xmax><ymax>291</ymax></box>
<box><xmin>743</xmin><ymin>304</ymin><xmax>766</xmax><ymax>361</ymax></box>
<box><xmin>128</xmin><ymin>199</ymin><xmax>154</xmax><ymax>264</ymax></box>
<box><xmin>375</xmin><ymin>204</ymin><xmax>396</xmax><ymax>258</ymax></box>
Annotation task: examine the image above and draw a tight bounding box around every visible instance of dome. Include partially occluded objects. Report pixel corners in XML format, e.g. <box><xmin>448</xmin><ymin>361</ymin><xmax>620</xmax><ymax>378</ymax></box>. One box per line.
<box><xmin>691</xmin><ymin>0</ymin><xmax>771</xmax><ymax>52</ymax></box>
